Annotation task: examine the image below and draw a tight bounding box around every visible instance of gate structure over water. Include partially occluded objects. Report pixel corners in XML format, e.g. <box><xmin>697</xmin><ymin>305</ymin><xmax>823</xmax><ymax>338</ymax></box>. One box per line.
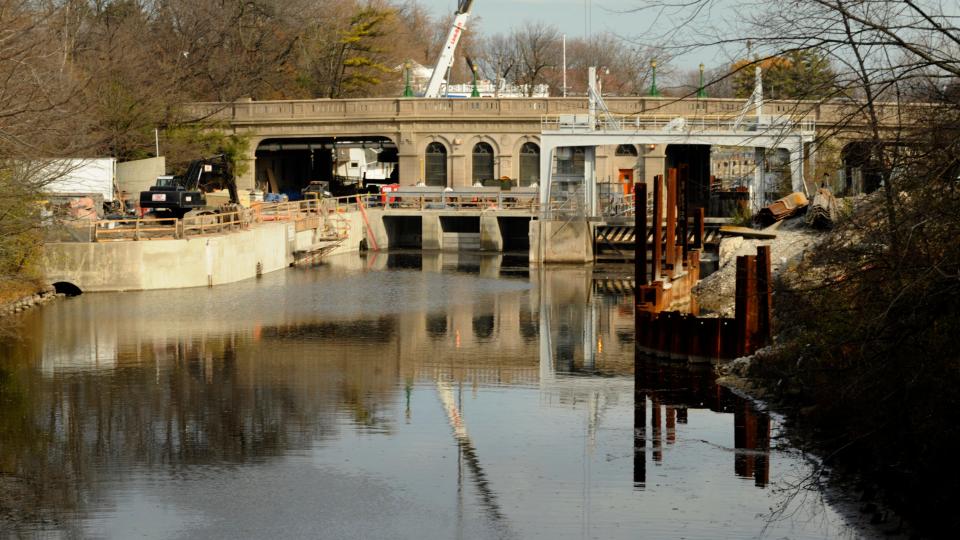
<box><xmin>538</xmin><ymin>67</ymin><xmax>817</xmax><ymax>218</ymax></box>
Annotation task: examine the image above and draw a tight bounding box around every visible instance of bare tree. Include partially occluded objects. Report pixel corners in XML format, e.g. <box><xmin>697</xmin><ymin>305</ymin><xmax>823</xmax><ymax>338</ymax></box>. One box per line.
<box><xmin>478</xmin><ymin>33</ymin><xmax>518</xmax><ymax>96</ymax></box>
<box><xmin>628</xmin><ymin>1</ymin><xmax>960</xmax><ymax>534</ymax></box>
<box><xmin>561</xmin><ymin>33</ymin><xmax>666</xmax><ymax>96</ymax></box>
<box><xmin>512</xmin><ymin>21</ymin><xmax>561</xmax><ymax>96</ymax></box>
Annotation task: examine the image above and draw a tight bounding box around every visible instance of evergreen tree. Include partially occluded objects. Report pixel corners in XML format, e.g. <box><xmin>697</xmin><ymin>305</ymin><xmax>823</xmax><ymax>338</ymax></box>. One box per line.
<box><xmin>732</xmin><ymin>50</ymin><xmax>837</xmax><ymax>100</ymax></box>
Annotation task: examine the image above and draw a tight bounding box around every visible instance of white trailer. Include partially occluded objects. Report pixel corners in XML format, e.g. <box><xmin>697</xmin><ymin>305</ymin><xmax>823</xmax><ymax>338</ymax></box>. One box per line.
<box><xmin>43</xmin><ymin>158</ymin><xmax>116</xmax><ymax>203</ymax></box>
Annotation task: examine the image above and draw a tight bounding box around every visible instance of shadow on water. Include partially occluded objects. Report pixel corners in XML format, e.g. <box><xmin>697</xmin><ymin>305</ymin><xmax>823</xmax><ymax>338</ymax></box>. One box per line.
<box><xmin>0</xmin><ymin>252</ymin><xmax>863</xmax><ymax>539</ymax></box>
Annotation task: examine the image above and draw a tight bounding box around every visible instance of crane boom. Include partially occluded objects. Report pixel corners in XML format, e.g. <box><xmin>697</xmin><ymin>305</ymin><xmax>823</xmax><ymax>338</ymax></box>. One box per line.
<box><xmin>424</xmin><ymin>0</ymin><xmax>474</xmax><ymax>98</ymax></box>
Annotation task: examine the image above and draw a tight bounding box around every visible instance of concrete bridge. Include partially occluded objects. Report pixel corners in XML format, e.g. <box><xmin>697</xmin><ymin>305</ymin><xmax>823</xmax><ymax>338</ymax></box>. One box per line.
<box><xmin>187</xmin><ymin>96</ymin><xmax>902</xmax><ymax>196</ymax></box>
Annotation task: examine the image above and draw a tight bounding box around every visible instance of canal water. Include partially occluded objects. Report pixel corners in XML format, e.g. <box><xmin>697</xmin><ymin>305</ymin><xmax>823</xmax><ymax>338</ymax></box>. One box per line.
<box><xmin>1</xmin><ymin>252</ymin><xmax>869</xmax><ymax>539</ymax></box>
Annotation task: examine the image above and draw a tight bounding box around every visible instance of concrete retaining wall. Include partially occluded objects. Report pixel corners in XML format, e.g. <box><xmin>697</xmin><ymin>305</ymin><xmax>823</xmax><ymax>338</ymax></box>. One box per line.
<box><xmin>328</xmin><ymin>210</ymin><xmax>365</xmax><ymax>256</ymax></box>
<box><xmin>364</xmin><ymin>209</ymin><xmax>533</xmax><ymax>253</ymax></box>
<box><xmin>529</xmin><ymin>219</ymin><xmax>594</xmax><ymax>264</ymax></box>
<box><xmin>44</xmin><ymin>214</ymin><xmax>366</xmax><ymax>292</ymax></box>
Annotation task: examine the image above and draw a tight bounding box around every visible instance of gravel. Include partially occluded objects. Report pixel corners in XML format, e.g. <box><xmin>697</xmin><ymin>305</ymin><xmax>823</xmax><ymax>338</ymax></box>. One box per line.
<box><xmin>694</xmin><ymin>215</ymin><xmax>823</xmax><ymax>316</ymax></box>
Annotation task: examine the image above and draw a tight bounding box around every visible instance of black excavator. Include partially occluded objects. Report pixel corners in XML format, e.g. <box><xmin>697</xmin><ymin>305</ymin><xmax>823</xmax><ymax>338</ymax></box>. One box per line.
<box><xmin>139</xmin><ymin>155</ymin><xmax>239</xmax><ymax>218</ymax></box>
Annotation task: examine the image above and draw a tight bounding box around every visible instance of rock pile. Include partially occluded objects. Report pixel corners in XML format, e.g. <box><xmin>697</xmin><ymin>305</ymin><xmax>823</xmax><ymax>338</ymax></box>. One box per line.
<box><xmin>0</xmin><ymin>286</ymin><xmax>61</xmax><ymax>318</ymax></box>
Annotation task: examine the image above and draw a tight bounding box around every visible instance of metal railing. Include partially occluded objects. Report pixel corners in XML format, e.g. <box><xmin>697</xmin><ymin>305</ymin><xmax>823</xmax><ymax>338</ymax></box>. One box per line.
<box><xmin>51</xmin><ymin>198</ymin><xmax>362</xmax><ymax>243</ymax></box>
<box><xmin>49</xmin><ymin>190</ymin><xmax>611</xmax><ymax>243</ymax></box>
<box><xmin>541</xmin><ymin>114</ymin><xmax>817</xmax><ymax>134</ymax></box>
<box><xmin>369</xmin><ymin>189</ymin><xmax>541</xmax><ymax>213</ymax></box>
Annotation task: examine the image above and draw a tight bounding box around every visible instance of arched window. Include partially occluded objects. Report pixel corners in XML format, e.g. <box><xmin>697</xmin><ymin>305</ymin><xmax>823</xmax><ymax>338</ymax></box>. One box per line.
<box><xmin>425</xmin><ymin>142</ymin><xmax>447</xmax><ymax>186</ymax></box>
<box><xmin>472</xmin><ymin>142</ymin><xmax>495</xmax><ymax>185</ymax></box>
<box><xmin>615</xmin><ymin>144</ymin><xmax>638</xmax><ymax>156</ymax></box>
<box><xmin>519</xmin><ymin>142</ymin><xmax>540</xmax><ymax>187</ymax></box>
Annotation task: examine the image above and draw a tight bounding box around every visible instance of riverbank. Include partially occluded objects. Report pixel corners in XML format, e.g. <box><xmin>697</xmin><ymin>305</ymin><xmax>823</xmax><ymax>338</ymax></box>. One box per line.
<box><xmin>701</xmin><ymin>197</ymin><xmax>953</xmax><ymax>538</ymax></box>
<box><xmin>716</xmin><ymin>352</ymin><xmax>918</xmax><ymax>539</ymax></box>
<box><xmin>0</xmin><ymin>280</ymin><xmax>58</xmax><ymax>321</ymax></box>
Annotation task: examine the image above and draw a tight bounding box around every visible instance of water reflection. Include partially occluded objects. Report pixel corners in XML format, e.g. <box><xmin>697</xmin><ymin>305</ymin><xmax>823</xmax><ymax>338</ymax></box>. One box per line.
<box><xmin>633</xmin><ymin>360</ymin><xmax>772</xmax><ymax>490</ymax></box>
<box><xmin>0</xmin><ymin>252</ymin><xmax>858</xmax><ymax>539</ymax></box>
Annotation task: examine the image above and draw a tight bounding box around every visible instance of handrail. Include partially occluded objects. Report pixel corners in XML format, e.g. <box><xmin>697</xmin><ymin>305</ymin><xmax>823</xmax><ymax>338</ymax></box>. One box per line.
<box><xmin>541</xmin><ymin>113</ymin><xmax>817</xmax><ymax>134</ymax></box>
<box><xmin>64</xmin><ymin>198</ymin><xmax>355</xmax><ymax>243</ymax></box>
<box><xmin>52</xmin><ymin>191</ymin><xmax>561</xmax><ymax>243</ymax></box>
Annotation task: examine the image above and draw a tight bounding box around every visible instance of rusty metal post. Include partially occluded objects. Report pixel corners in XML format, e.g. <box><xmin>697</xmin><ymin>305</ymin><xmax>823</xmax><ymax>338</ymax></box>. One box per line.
<box><xmin>636</xmin><ymin>182</ymin><xmax>648</xmax><ymax>287</ymax></box>
<box><xmin>652</xmin><ymin>175</ymin><xmax>663</xmax><ymax>282</ymax></box>
<box><xmin>693</xmin><ymin>207</ymin><xmax>705</xmax><ymax>250</ymax></box>
<box><xmin>665</xmin><ymin>168</ymin><xmax>677</xmax><ymax>275</ymax></box>
<box><xmin>678</xmin><ymin>164</ymin><xmax>689</xmax><ymax>259</ymax></box>
<box><xmin>735</xmin><ymin>255</ymin><xmax>758</xmax><ymax>357</ymax></box>
<box><xmin>756</xmin><ymin>245</ymin><xmax>773</xmax><ymax>347</ymax></box>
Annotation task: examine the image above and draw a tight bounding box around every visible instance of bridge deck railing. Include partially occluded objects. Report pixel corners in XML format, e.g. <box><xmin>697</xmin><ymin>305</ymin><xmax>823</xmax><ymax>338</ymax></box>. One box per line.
<box><xmin>542</xmin><ymin>114</ymin><xmax>817</xmax><ymax>135</ymax></box>
<box><xmin>370</xmin><ymin>188</ymin><xmax>540</xmax><ymax>213</ymax></box>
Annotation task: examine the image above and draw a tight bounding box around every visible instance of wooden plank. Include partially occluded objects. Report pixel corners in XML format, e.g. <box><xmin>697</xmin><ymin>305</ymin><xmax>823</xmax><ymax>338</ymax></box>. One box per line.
<box><xmin>719</xmin><ymin>225</ymin><xmax>778</xmax><ymax>239</ymax></box>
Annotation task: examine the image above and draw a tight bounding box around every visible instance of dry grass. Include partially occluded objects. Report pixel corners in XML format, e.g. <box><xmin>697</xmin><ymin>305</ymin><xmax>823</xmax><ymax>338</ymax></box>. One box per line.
<box><xmin>0</xmin><ymin>277</ymin><xmax>45</xmax><ymax>307</ymax></box>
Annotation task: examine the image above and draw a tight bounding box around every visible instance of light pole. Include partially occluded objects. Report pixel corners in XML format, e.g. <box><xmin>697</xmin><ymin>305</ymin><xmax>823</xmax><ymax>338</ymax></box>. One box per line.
<box><xmin>470</xmin><ymin>64</ymin><xmax>480</xmax><ymax>98</ymax></box>
<box><xmin>697</xmin><ymin>63</ymin><xmax>707</xmax><ymax>98</ymax></box>
<box><xmin>649</xmin><ymin>60</ymin><xmax>661</xmax><ymax>97</ymax></box>
<box><xmin>403</xmin><ymin>61</ymin><xmax>414</xmax><ymax>97</ymax></box>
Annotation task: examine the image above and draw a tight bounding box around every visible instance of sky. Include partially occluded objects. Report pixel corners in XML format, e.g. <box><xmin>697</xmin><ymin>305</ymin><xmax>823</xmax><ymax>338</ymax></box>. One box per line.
<box><xmin>419</xmin><ymin>0</ymin><xmax>732</xmax><ymax>69</ymax></box>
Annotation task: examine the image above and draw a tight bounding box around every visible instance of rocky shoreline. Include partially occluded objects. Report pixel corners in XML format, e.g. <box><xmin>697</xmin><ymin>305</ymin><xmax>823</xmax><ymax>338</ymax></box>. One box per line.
<box><xmin>0</xmin><ymin>286</ymin><xmax>61</xmax><ymax>319</ymax></box>
<box><xmin>713</xmin><ymin>354</ymin><xmax>915</xmax><ymax>539</ymax></box>
<box><xmin>687</xmin><ymin>214</ymin><xmax>917</xmax><ymax>537</ymax></box>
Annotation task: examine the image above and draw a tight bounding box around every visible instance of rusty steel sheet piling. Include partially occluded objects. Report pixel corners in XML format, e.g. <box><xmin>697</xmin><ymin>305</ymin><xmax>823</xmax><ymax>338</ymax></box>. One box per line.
<box><xmin>635</xmin><ymin>247</ymin><xmax>772</xmax><ymax>363</ymax></box>
<box><xmin>756</xmin><ymin>245</ymin><xmax>772</xmax><ymax>342</ymax></box>
<box><xmin>679</xmin><ymin>164</ymin><xmax>690</xmax><ymax>259</ymax></box>
<box><xmin>665</xmin><ymin>168</ymin><xmax>678</xmax><ymax>276</ymax></box>
<box><xmin>735</xmin><ymin>255</ymin><xmax>758</xmax><ymax>357</ymax></box>
<box><xmin>652</xmin><ymin>174</ymin><xmax>663</xmax><ymax>283</ymax></box>
<box><xmin>636</xmin><ymin>182</ymin><xmax>648</xmax><ymax>286</ymax></box>
<box><xmin>693</xmin><ymin>207</ymin><xmax>705</xmax><ymax>250</ymax></box>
